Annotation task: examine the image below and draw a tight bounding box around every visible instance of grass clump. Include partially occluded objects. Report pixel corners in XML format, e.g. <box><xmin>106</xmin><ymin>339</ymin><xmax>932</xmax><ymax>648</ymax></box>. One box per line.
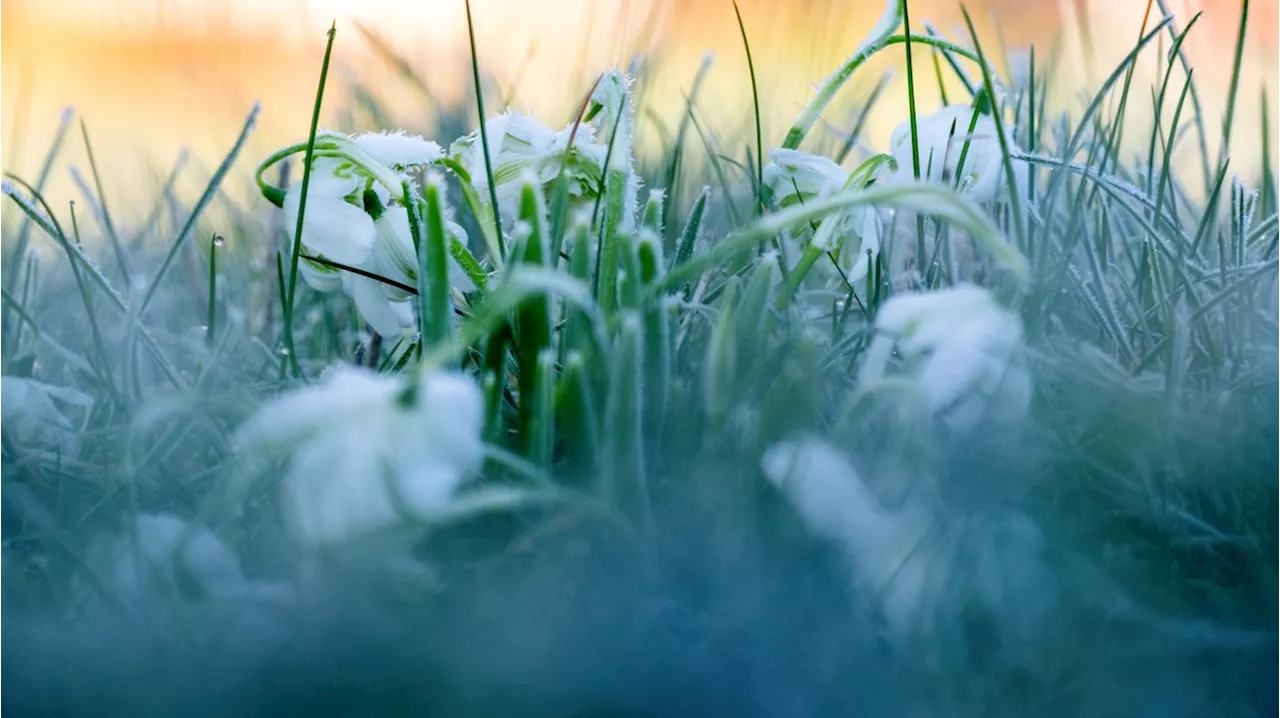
<box><xmin>2</xmin><ymin>2</ymin><xmax>1276</xmax><ymax>716</ymax></box>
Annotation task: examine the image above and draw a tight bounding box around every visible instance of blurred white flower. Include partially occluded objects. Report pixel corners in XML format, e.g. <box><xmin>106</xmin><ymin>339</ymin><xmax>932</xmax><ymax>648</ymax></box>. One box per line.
<box><xmin>763</xmin><ymin>436</ymin><xmax>1055</xmax><ymax>664</ymax></box>
<box><xmin>761</xmin><ymin>436</ymin><xmax>933</xmax><ymax>637</ymax></box>
<box><xmin>763</xmin><ymin>149</ymin><xmax>885</xmax><ymax>288</ymax></box>
<box><xmin>764</xmin><ymin>148</ymin><xmax>848</xmax><ymax>208</ymax></box>
<box><xmin>235</xmin><ymin>366</ymin><xmax>485</xmax><ymax>548</ymax></box>
<box><xmin>81</xmin><ymin>513</ymin><xmax>247</xmax><ymax>606</ymax></box>
<box><xmin>1</xmin><ymin>376</ymin><xmax>92</xmax><ymax>451</ymax></box>
<box><xmin>858</xmin><ymin>283</ymin><xmax>1032</xmax><ymax>430</ymax></box>
<box><xmin>888</xmin><ymin>104</ymin><xmax>1027</xmax><ymax>204</ymax></box>
<box><xmin>449</xmin><ymin>111</ymin><xmax>606</xmax><ymax>223</ymax></box>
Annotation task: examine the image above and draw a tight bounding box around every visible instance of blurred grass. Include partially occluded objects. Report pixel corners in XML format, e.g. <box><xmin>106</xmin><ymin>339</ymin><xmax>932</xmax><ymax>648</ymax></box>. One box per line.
<box><xmin>1</xmin><ymin>1</ymin><xmax>1277</xmax><ymax>715</ymax></box>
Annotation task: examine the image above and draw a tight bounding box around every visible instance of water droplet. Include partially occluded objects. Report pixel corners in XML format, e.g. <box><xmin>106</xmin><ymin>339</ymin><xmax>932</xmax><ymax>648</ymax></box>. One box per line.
<box><xmin>278</xmin><ymin>346</ymin><xmax>291</xmax><ymax>357</ymax></box>
<box><xmin>213</xmin><ymin>235</ymin><xmax>226</xmax><ymax>248</ymax></box>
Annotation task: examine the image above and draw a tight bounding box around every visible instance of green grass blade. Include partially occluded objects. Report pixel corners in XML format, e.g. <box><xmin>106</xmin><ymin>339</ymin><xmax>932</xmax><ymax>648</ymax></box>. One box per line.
<box><xmin>463</xmin><ymin>0</ymin><xmax>507</xmax><ymax>260</ymax></box>
<box><xmin>732</xmin><ymin>1</ymin><xmax>765</xmax><ymax>216</ymax></box>
<box><xmin>138</xmin><ymin>103</ymin><xmax>258</xmax><ymax>318</ymax></box>
<box><xmin>783</xmin><ymin>0</ymin><xmax>903</xmax><ymax>149</ymax></box>
<box><xmin>78</xmin><ymin>118</ymin><xmax>132</xmax><ymax>283</ymax></box>
<box><xmin>281</xmin><ymin>22</ymin><xmax>338</xmax><ymax>380</ymax></box>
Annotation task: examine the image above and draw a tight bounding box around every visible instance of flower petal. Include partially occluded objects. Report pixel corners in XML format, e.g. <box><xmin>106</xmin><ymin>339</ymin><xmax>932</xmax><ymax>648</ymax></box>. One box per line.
<box><xmin>344</xmin><ymin>271</ymin><xmax>414</xmax><ymax>337</ymax></box>
<box><xmin>355</xmin><ymin>130</ymin><xmax>444</xmax><ymax>168</ymax></box>
<box><xmin>282</xmin><ymin>186</ymin><xmax>376</xmax><ymax>265</ymax></box>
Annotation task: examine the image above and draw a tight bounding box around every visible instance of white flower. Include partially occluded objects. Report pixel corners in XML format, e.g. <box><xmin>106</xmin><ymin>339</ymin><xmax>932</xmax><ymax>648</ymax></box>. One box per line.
<box><xmin>235</xmin><ymin>366</ymin><xmax>485</xmax><ymax>548</ymax></box>
<box><xmin>1</xmin><ymin>376</ymin><xmax>92</xmax><ymax>451</ymax></box>
<box><xmin>761</xmin><ymin>436</ymin><xmax>933</xmax><ymax>637</ymax></box>
<box><xmin>813</xmin><ymin>203</ymin><xmax>884</xmax><ymax>285</ymax></box>
<box><xmin>587</xmin><ymin>69</ymin><xmax>636</xmax><ymax>169</ymax></box>
<box><xmin>449</xmin><ymin>111</ymin><xmax>607</xmax><ymax>223</ymax></box>
<box><xmin>370</xmin><ymin>204</ymin><xmax>477</xmax><ymax>303</ymax></box>
<box><xmin>80</xmin><ymin>513</ymin><xmax>246</xmax><ymax>606</ymax></box>
<box><xmin>279</xmin><ymin>130</ymin><xmax>443</xmax><ymax>336</ymax></box>
<box><xmin>764</xmin><ymin>148</ymin><xmax>848</xmax><ymax>208</ymax></box>
<box><xmin>888</xmin><ymin>104</ymin><xmax>1026</xmax><ymax>204</ymax></box>
<box><xmin>352</xmin><ymin>129</ymin><xmax>444</xmax><ymax>168</ymax></box>
<box><xmin>763</xmin><ymin>149</ymin><xmax>885</xmax><ymax>287</ymax></box>
<box><xmin>858</xmin><ymin>283</ymin><xmax>1031</xmax><ymax>430</ymax></box>
<box><xmin>282</xmin><ymin>131</ymin><xmax>441</xmax><ymax>266</ymax></box>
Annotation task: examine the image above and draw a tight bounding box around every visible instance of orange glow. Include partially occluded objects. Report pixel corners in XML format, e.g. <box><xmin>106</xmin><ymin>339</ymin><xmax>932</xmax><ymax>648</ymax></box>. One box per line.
<box><xmin>2</xmin><ymin>0</ymin><xmax>1276</xmax><ymax>215</ymax></box>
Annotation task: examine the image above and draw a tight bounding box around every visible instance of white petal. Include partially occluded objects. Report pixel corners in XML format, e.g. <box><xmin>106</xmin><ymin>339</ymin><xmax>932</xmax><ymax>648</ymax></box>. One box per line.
<box><xmin>914</xmin><ymin>327</ymin><xmax>991</xmax><ymax>413</ymax></box>
<box><xmin>282</xmin><ymin>186</ymin><xmax>376</xmax><ymax>265</ymax></box>
<box><xmin>355</xmin><ymin>130</ymin><xmax>444</xmax><ymax>168</ymax></box>
<box><xmin>284</xmin><ymin>432</ymin><xmax>397</xmax><ymax>547</ymax></box>
<box><xmin>299</xmin><ymin>257</ymin><xmax>344</xmax><ymax>292</ymax></box>
<box><xmin>761</xmin><ymin>436</ymin><xmax>894</xmax><ymax>555</ymax></box>
<box><xmin>764</xmin><ymin>148</ymin><xmax>847</xmax><ymax>205</ymax></box>
<box><xmin>344</xmin><ymin>271</ymin><xmax>414</xmax><ymax>337</ymax></box>
<box><xmin>86</xmin><ymin>513</ymin><xmax>245</xmax><ymax>605</ymax></box>
<box><xmin>412</xmin><ymin>371</ymin><xmax>486</xmax><ymax>473</ymax></box>
<box><xmin>235</xmin><ymin>366</ymin><xmax>398</xmax><ymax>450</ymax></box>
<box><xmin>372</xmin><ymin>205</ymin><xmax>418</xmax><ymax>290</ymax></box>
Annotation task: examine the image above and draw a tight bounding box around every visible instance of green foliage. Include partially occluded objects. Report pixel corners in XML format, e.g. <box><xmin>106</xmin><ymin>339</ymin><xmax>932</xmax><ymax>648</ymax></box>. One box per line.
<box><xmin>1</xmin><ymin>2</ymin><xmax>1276</xmax><ymax>715</ymax></box>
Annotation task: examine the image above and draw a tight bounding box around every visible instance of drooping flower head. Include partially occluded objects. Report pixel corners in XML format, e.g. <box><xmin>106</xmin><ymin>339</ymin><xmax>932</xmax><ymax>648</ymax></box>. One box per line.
<box><xmin>235</xmin><ymin>365</ymin><xmax>485</xmax><ymax>548</ymax></box>
<box><xmin>262</xmin><ymin>129</ymin><xmax>481</xmax><ymax>337</ymax></box>
<box><xmin>80</xmin><ymin>513</ymin><xmax>246</xmax><ymax>607</ymax></box>
<box><xmin>280</xmin><ymin>130</ymin><xmax>444</xmax><ymax>269</ymax></box>
<box><xmin>763</xmin><ymin>148</ymin><xmax>885</xmax><ymax>287</ymax></box>
<box><xmin>857</xmin><ymin>283</ymin><xmax>1031</xmax><ymax>430</ymax></box>
<box><xmin>887</xmin><ymin>104</ymin><xmax>1027</xmax><ymax>204</ymax></box>
<box><xmin>764</xmin><ymin>148</ymin><xmax>848</xmax><ymax>209</ymax></box>
<box><xmin>449</xmin><ymin>111</ymin><xmax>607</xmax><ymax>226</ymax></box>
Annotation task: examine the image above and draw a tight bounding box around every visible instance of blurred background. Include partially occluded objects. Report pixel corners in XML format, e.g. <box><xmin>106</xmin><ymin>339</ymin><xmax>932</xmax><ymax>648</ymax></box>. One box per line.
<box><xmin>2</xmin><ymin>0</ymin><xmax>1277</xmax><ymax>217</ymax></box>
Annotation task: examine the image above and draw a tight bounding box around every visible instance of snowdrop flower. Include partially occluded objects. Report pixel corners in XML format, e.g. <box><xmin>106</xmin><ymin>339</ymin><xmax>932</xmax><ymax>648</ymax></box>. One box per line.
<box><xmin>764</xmin><ymin>148</ymin><xmax>848</xmax><ymax>208</ymax></box>
<box><xmin>282</xmin><ymin>130</ymin><xmax>443</xmax><ymax>269</ymax></box>
<box><xmin>763</xmin><ymin>148</ymin><xmax>885</xmax><ymax>287</ymax></box>
<box><xmin>370</xmin><ymin>204</ymin><xmax>476</xmax><ymax>303</ymax></box>
<box><xmin>587</xmin><ymin>69</ymin><xmax>636</xmax><ymax>165</ymax></box>
<box><xmin>235</xmin><ymin>366</ymin><xmax>485</xmax><ymax>548</ymax></box>
<box><xmin>761</xmin><ymin>437</ymin><xmax>934</xmax><ymax>638</ymax></box>
<box><xmin>888</xmin><ymin>104</ymin><xmax>1026</xmax><ymax>204</ymax></box>
<box><xmin>449</xmin><ymin>111</ymin><xmax>606</xmax><ymax>223</ymax></box>
<box><xmin>763</xmin><ymin>437</ymin><xmax>1056</xmax><ymax>669</ymax></box>
<box><xmin>1</xmin><ymin>376</ymin><xmax>92</xmax><ymax>451</ymax></box>
<box><xmin>277</xmin><ymin>130</ymin><xmax>444</xmax><ymax>336</ymax></box>
<box><xmin>813</xmin><ymin>202</ymin><xmax>885</xmax><ymax>285</ymax></box>
<box><xmin>858</xmin><ymin>283</ymin><xmax>1032</xmax><ymax>430</ymax></box>
<box><xmin>80</xmin><ymin>513</ymin><xmax>246</xmax><ymax>606</ymax></box>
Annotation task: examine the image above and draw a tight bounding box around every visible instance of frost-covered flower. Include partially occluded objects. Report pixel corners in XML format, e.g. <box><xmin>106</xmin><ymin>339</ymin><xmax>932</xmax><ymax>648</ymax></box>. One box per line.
<box><xmin>762</xmin><ymin>436</ymin><xmax>933</xmax><ymax>637</ymax></box>
<box><xmin>282</xmin><ymin>130</ymin><xmax>443</xmax><ymax>270</ymax></box>
<box><xmin>370</xmin><ymin>204</ymin><xmax>476</xmax><ymax>303</ymax></box>
<box><xmin>276</xmin><ymin>129</ymin><xmax>446</xmax><ymax>336</ymax></box>
<box><xmin>764</xmin><ymin>148</ymin><xmax>848</xmax><ymax>208</ymax></box>
<box><xmin>235</xmin><ymin>366</ymin><xmax>485</xmax><ymax>548</ymax></box>
<box><xmin>1</xmin><ymin>376</ymin><xmax>92</xmax><ymax>451</ymax></box>
<box><xmin>763</xmin><ymin>149</ymin><xmax>885</xmax><ymax>287</ymax></box>
<box><xmin>858</xmin><ymin>283</ymin><xmax>1031</xmax><ymax>430</ymax></box>
<box><xmin>763</xmin><ymin>436</ymin><xmax>1054</xmax><ymax>658</ymax></box>
<box><xmin>888</xmin><ymin>104</ymin><xmax>1026</xmax><ymax>204</ymax></box>
<box><xmin>449</xmin><ymin>111</ymin><xmax>606</xmax><ymax>223</ymax></box>
<box><xmin>80</xmin><ymin>513</ymin><xmax>247</xmax><ymax>606</ymax></box>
